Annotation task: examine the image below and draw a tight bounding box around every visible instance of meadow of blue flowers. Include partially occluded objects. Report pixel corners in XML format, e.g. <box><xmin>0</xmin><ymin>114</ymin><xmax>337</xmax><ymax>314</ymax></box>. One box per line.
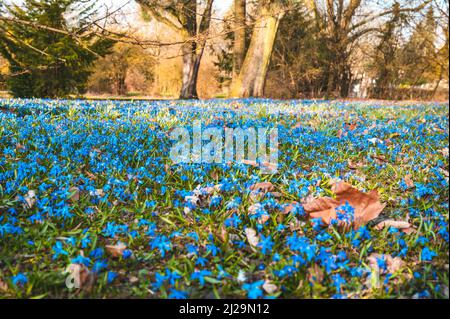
<box><xmin>0</xmin><ymin>98</ymin><xmax>448</xmax><ymax>299</ymax></box>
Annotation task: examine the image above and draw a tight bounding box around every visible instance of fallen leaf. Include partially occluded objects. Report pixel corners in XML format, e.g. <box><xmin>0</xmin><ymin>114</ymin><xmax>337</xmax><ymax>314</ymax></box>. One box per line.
<box><xmin>372</xmin><ymin>154</ymin><xmax>387</xmax><ymax>164</ymax></box>
<box><xmin>401</xmin><ymin>227</ymin><xmax>416</xmax><ymax>235</ymax></box>
<box><xmin>210</xmin><ymin>170</ymin><xmax>219</xmax><ymax>180</ymax></box>
<box><xmin>129</xmin><ymin>276</ymin><xmax>139</xmax><ymax>283</ymax></box>
<box><xmin>249</xmin><ymin>182</ymin><xmax>274</xmax><ymax>193</ymax></box>
<box><xmin>302</xmin><ymin>181</ymin><xmax>386</xmax><ymax>228</ymax></box>
<box><xmin>346</xmin><ymin>123</ymin><xmax>358</xmax><ymax>131</ymax></box>
<box><xmin>337</xmin><ymin>129</ymin><xmax>346</xmax><ymax>138</ymax></box>
<box><xmin>66</xmin><ymin>263</ymin><xmax>94</xmax><ymax>290</ymax></box>
<box><xmin>185</xmin><ymin>195</ymin><xmax>200</xmax><ymax>206</ymax></box>
<box><xmin>438</xmin><ymin>148</ymin><xmax>449</xmax><ymax>157</ymax></box>
<box><xmin>262</xmin><ymin>280</ymin><xmax>278</xmax><ymax>294</ymax></box>
<box><xmin>245</xmin><ymin>228</ymin><xmax>259</xmax><ymax>247</ymax></box>
<box><xmin>0</xmin><ymin>278</ymin><xmax>8</xmax><ymax>292</ymax></box>
<box><xmin>69</xmin><ymin>186</ymin><xmax>80</xmax><ymax>202</ymax></box>
<box><xmin>269</xmin><ymin>191</ymin><xmax>283</xmax><ymax>198</ymax></box>
<box><xmin>283</xmin><ymin>201</ymin><xmax>299</xmax><ymax>215</ymax></box>
<box><xmin>375</xmin><ymin>220</ymin><xmax>411</xmax><ymax>231</ymax></box>
<box><xmin>348</xmin><ymin>159</ymin><xmax>364</xmax><ymax>170</ymax></box>
<box><xmin>367</xmin><ymin>253</ymin><xmax>405</xmax><ymax>274</ymax></box>
<box><xmin>23</xmin><ymin>190</ymin><xmax>36</xmax><ymax>209</ymax></box>
<box><xmin>404</xmin><ymin>174</ymin><xmax>414</xmax><ymax>188</ymax></box>
<box><xmin>248</xmin><ymin>203</ymin><xmax>262</xmax><ymax>215</ymax></box>
<box><xmin>307</xmin><ymin>264</ymin><xmax>324</xmax><ymax>284</ymax></box>
<box><xmin>105</xmin><ymin>242</ymin><xmax>127</xmax><ymax>258</ymax></box>
<box><xmin>218</xmin><ymin>225</ymin><xmax>228</xmax><ymax>243</ymax></box>
<box><xmin>85</xmin><ymin>171</ymin><xmax>97</xmax><ymax>180</ymax></box>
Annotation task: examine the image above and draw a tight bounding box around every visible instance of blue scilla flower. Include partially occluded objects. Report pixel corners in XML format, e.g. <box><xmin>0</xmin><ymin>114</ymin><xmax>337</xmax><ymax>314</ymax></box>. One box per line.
<box><xmin>71</xmin><ymin>254</ymin><xmax>91</xmax><ymax>267</ymax></box>
<box><xmin>150</xmin><ymin>235</ymin><xmax>172</xmax><ymax>257</ymax></box>
<box><xmin>168</xmin><ymin>289</ymin><xmax>188</xmax><ymax>299</ymax></box>
<box><xmin>52</xmin><ymin>241</ymin><xmax>68</xmax><ymax>260</ymax></box>
<box><xmin>331</xmin><ymin>274</ymin><xmax>346</xmax><ymax>293</ymax></box>
<box><xmin>107</xmin><ymin>271</ymin><xmax>117</xmax><ymax>284</ymax></box>
<box><xmin>242</xmin><ymin>280</ymin><xmax>265</xmax><ymax>299</ymax></box>
<box><xmin>258</xmin><ymin>235</ymin><xmax>274</xmax><ymax>255</ymax></box>
<box><xmin>190</xmin><ymin>269</ymin><xmax>212</xmax><ymax>286</ymax></box>
<box><xmin>421</xmin><ymin>247</ymin><xmax>437</xmax><ymax>261</ymax></box>
<box><xmin>12</xmin><ymin>273</ymin><xmax>28</xmax><ymax>286</ymax></box>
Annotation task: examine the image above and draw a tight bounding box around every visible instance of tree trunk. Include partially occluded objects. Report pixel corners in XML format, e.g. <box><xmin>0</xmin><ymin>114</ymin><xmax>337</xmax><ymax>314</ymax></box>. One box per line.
<box><xmin>233</xmin><ymin>0</ymin><xmax>246</xmax><ymax>78</ymax></box>
<box><xmin>180</xmin><ymin>42</ymin><xmax>199</xmax><ymax>99</ymax></box>
<box><xmin>179</xmin><ymin>0</ymin><xmax>214</xmax><ymax>99</ymax></box>
<box><xmin>229</xmin><ymin>1</ymin><xmax>284</xmax><ymax>98</ymax></box>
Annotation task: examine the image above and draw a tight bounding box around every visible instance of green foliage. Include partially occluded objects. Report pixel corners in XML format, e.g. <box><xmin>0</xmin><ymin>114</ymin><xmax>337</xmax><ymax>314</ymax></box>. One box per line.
<box><xmin>269</xmin><ymin>6</ymin><xmax>329</xmax><ymax>98</ymax></box>
<box><xmin>0</xmin><ymin>0</ymin><xmax>113</xmax><ymax>98</ymax></box>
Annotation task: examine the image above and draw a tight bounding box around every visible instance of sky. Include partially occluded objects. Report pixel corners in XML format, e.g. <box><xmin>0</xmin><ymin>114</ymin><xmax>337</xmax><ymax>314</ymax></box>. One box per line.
<box><xmin>6</xmin><ymin>0</ymin><xmax>234</xmax><ymax>16</ymax></box>
<box><xmin>100</xmin><ymin>0</ymin><xmax>233</xmax><ymax>16</ymax></box>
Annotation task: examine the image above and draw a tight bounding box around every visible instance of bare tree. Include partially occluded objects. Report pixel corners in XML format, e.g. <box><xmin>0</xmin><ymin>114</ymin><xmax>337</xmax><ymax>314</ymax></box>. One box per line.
<box><xmin>233</xmin><ymin>0</ymin><xmax>246</xmax><ymax>78</ymax></box>
<box><xmin>229</xmin><ymin>0</ymin><xmax>288</xmax><ymax>98</ymax></box>
<box><xmin>137</xmin><ymin>0</ymin><xmax>214</xmax><ymax>99</ymax></box>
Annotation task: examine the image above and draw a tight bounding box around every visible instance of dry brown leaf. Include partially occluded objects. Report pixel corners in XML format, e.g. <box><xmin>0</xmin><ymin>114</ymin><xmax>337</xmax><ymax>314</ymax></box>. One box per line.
<box><xmin>438</xmin><ymin>147</ymin><xmax>449</xmax><ymax>157</ymax></box>
<box><xmin>348</xmin><ymin>159</ymin><xmax>364</xmax><ymax>170</ymax></box>
<box><xmin>249</xmin><ymin>182</ymin><xmax>274</xmax><ymax>193</ymax></box>
<box><xmin>404</xmin><ymin>174</ymin><xmax>414</xmax><ymax>188</ymax></box>
<box><xmin>270</xmin><ymin>191</ymin><xmax>283</xmax><ymax>198</ymax></box>
<box><xmin>105</xmin><ymin>242</ymin><xmax>127</xmax><ymax>258</ymax></box>
<box><xmin>210</xmin><ymin>170</ymin><xmax>219</xmax><ymax>180</ymax></box>
<box><xmin>283</xmin><ymin>201</ymin><xmax>299</xmax><ymax>215</ymax></box>
<box><xmin>218</xmin><ymin>225</ymin><xmax>228</xmax><ymax>243</ymax></box>
<box><xmin>22</xmin><ymin>190</ymin><xmax>36</xmax><ymax>209</ymax></box>
<box><xmin>307</xmin><ymin>264</ymin><xmax>324</xmax><ymax>284</ymax></box>
<box><xmin>375</xmin><ymin>220</ymin><xmax>411</xmax><ymax>231</ymax></box>
<box><xmin>129</xmin><ymin>276</ymin><xmax>139</xmax><ymax>283</ymax></box>
<box><xmin>247</xmin><ymin>203</ymin><xmax>269</xmax><ymax>224</ymax></box>
<box><xmin>401</xmin><ymin>227</ymin><xmax>416</xmax><ymax>234</ymax></box>
<box><xmin>372</xmin><ymin>154</ymin><xmax>387</xmax><ymax>164</ymax></box>
<box><xmin>66</xmin><ymin>263</ymin><xmax>94</xmax><ymax>290</ymax></box>
<box><xmin>0</xmin><ymin>278</ymin><xmax>8</xmax><ymax>292</ymax></box>
<box><xmin>367</xmin><ymin>253</ymin><xmax>405</xmax><ymax>274</ymax></box>
<box><xmin>303</xmin><ymin>181</ymin><xmax>386</xmax><ymax>228</ymax></box>
<box><xmin>69</xmin><ymin>186</ymin><xmax>80</xmax><ymax>202</ymax></box>
<box><xmin>262</xmin><ymin>280</ymin><xmax>278</xmax><ymax>294</ymax></box>
<box><xmin>85</xmin><ymin>171</ymin><xmax>97</xmax><ymax>180</ymax></box>
<box><xmin>245</xmin><ymin>228</ymin><xmax>259</xmax><ymax>247</ymax></box>
<box><xmin>337</xmin><ymin>129</ymin><xmax>346</xmax><ymax>138</ymax></box>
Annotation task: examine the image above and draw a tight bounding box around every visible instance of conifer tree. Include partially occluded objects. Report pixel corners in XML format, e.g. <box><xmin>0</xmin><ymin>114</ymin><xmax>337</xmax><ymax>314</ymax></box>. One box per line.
<box><xmin>0</xmin><ymin>0</ymin><xmax>113</xmax><ymax>98</ymax></box>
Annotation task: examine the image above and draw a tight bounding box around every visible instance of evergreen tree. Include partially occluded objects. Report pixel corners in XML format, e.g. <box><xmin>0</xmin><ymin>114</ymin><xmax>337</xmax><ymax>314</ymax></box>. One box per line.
<box><xmin>400</xmin><ymin>7</ymin><xmax>438</xmax><ymax>86</ymax></box>
<box><xmin>0</xmin><ymin>0</ymin><xmax>113</xmax><ymax>98</ymax></box>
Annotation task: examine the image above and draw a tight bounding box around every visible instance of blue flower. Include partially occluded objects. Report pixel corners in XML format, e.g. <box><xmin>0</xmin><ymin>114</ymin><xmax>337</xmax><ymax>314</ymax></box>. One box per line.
<box><xmin>421</xmin><ymin>247</ymin><xmax>437</xmax><ymax>261</ymax></box>
<box><xmin>150</xmin><ymin>235</ymin><xmax>172</xmax><ymax>257</ymax></box>
<box><xmin>52</xmin><ymin>241</ymin><xmax>68</xmax><ymax>260</ymax></box>
<box><xmin>190</xmin><ymin>269</ymin><xmax>212</xmax><ymax>286</ymax></box>
<box><xmin>168</xmin><ymin>289</ymin><xmax>188</xmax><ymax>299</ymax></box>
<box><xmin>12</xmin><ymin>273</ymin><xmax>28</xmax><ymax>286</ymax></box>
<box><xmin>258</xmin><ymin>234</ymin><xmax>274</xmax><ymax>255</ymax></box>
<box><xmin>71</xmin><ymin>254</ymin><xmax>91</xmax><ymax>267</ymax></box>
<box><xmin>107</xmin><ymin>271</ymin><xmax>117</xmax><ymax>283</ymax></box>
<box><xmin>242</xmin><ymin>280</ymin><xmax>265</xmax><ymax>299</ymax></box>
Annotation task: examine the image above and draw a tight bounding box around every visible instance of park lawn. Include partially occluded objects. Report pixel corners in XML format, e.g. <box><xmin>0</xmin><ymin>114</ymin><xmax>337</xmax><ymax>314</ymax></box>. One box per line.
<box><xmin>0</xmin><ymin>98</ymin><xmax>448</xmax><ymax>299</ymax></box>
